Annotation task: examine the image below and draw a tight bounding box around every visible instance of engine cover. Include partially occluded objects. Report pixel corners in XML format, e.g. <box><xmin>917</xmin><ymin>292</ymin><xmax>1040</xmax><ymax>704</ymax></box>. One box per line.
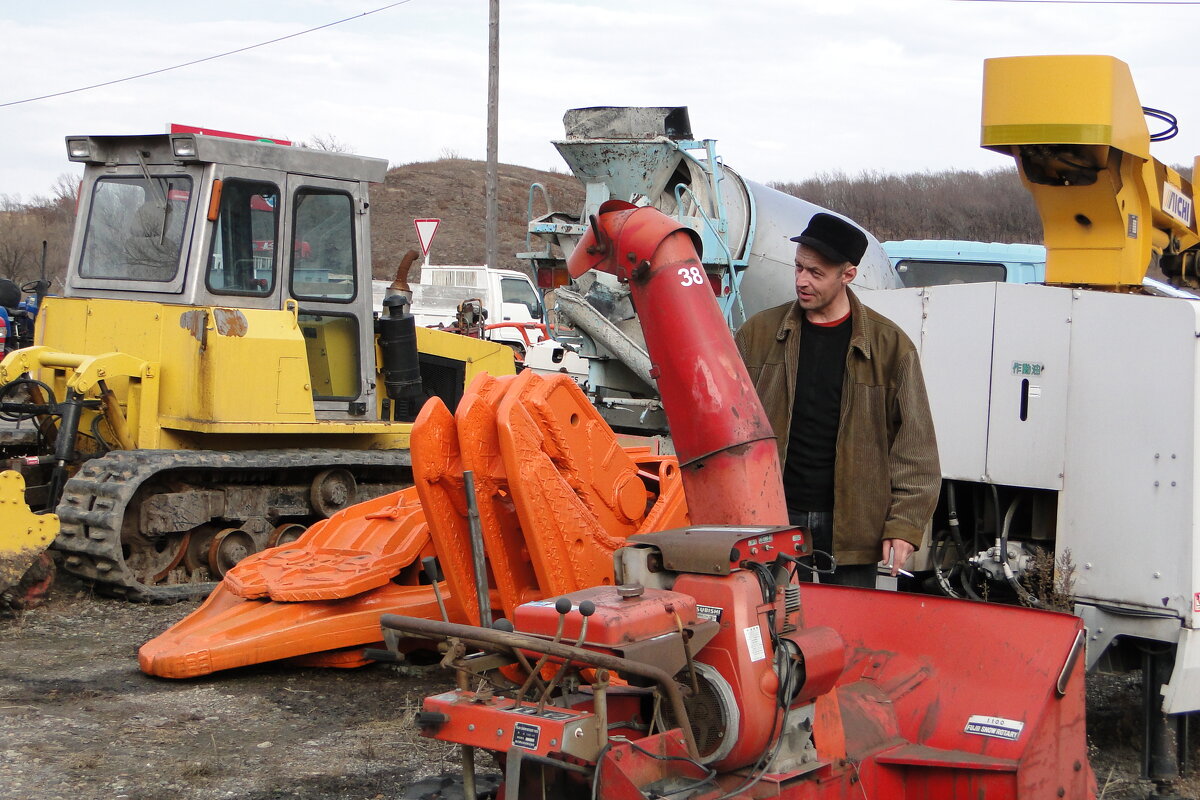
<box><xmin>672</xmin><ymin>570</ymin><xmax>783</xmax><ymax>772</ymax></box>
<box><xmin>512</xmin><ymin>585</ymin><xmax>719</xmax><ymax>677</ymax></box>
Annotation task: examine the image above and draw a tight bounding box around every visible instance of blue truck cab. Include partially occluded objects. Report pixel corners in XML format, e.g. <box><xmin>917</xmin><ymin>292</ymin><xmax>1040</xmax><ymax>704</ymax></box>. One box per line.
<box><xmin>882</xmin><ymin>240</ymin><xmax>1045</xmax><ymax>287</ymax></box>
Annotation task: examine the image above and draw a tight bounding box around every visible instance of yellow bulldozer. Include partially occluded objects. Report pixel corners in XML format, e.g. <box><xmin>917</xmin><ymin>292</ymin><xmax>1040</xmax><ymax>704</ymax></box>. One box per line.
<box><xmin>0</xmin><ymin>130</ymin><xmax>514</xmax><ymax>605</ymax></box>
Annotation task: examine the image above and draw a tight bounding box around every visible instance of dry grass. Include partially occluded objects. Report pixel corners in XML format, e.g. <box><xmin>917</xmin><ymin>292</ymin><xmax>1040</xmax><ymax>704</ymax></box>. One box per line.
<box><xmin>1027</xmin><ymin>545</ymin><xmax>1077</xmax><ymax>611</ymax></box>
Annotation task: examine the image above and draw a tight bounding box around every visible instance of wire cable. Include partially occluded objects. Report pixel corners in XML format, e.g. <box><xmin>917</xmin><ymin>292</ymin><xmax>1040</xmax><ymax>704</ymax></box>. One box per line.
<box><xmin>956</xmin><ymin>0</ymin><xmax>1200</xmax><ymax>4</ymax></box>
<box><xmin>592</xmin><ymin>739</ymin><xmax>716</xmax><ymax>799</ymax></box>
<box><xmin>1</xmin><ymin>1</ymin><xmax>416</xmax><ymax>108</ymax></box>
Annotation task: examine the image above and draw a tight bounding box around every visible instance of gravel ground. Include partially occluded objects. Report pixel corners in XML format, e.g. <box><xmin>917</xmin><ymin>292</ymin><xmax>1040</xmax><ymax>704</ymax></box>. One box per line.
<box><xmin>0</xmin><ymin>574</ymin><xmax>466</xmax><ymax>800</ymax></box>
<box><xmin>1</xmin><ymin>572</ymin><xmax>1197</xmax><ymax>800</ymax></box>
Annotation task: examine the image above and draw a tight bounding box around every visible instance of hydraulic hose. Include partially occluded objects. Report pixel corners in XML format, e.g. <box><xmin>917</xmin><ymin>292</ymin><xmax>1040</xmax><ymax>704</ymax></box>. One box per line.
<box><xmin>999</xmin><ymin>495</ymin><xmax>1040</xmax><ymax>607</ymax></box>
<box><xmin>933</xmin><ymin>483</ymin><xmax>963</xmax><ymax>598</ymax></box>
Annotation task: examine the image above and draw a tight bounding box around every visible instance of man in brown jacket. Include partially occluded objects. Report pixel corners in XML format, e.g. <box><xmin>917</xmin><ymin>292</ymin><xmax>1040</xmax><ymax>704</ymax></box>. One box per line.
<box><xmin>734</xmin><ymin>213</ymin><xmax>941</xmax><ymax>586</ymax></box>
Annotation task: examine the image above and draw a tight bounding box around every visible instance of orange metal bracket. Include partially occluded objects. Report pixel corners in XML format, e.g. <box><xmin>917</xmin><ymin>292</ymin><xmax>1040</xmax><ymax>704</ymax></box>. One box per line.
<box><xmin>456</xmin><ymin>373</ymin><xmax>539</xmax><ymax>618</ymax></box>
<box><xmin>410</xmin><ymin>396</ymin><xmax>482</xmax><ymax>625</ymax></box>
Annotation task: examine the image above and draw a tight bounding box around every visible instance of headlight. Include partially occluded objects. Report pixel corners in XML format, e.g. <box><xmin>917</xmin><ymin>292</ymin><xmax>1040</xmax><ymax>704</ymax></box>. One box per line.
<box><xmin>171</xmin><ymin>136</ymin><xmax>198</xmax><ymax>158</ymax></box>
<box><xmin>66</xmin><ymin>138</ymin><xmax>92</xmax><ymax>160</ymax></box>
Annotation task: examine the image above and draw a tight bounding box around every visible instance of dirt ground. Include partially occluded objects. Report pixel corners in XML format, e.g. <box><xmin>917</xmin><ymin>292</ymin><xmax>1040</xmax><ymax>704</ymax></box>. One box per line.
<box><xmin>1</xmin><ymin>572</ymin><xmax>1198</xmax><ymax>800</ymax></box>
<box><xmin>0</xmin><ymin>572</ymin><xmax>467</xmax><ymax>800</ymax></box>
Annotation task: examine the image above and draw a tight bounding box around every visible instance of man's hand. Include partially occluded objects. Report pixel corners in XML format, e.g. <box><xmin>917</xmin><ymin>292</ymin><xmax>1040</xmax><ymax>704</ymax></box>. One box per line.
<box><xmin>881</xmin><ymin>539</ymin><xmax>915</xmax><ymax>577</ymax></box>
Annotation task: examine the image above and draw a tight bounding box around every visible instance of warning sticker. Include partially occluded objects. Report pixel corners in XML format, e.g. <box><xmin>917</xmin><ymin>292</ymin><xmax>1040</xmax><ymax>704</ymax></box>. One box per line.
<box><xmin>743</xmin><ymin>625</ymin><xmax>766</xmax><ymax>662</ymax></box>
<box><xmin>1193</xmin><ymin>592</ymin><xmax>1200</xmax><ymax>613</ymax></box>
<box><xmin>697</xmin><ymin>604</ymin><xmax>723</xmax><ymax>623</ymax></box>
<box><xmin>964</xmin><ymin>715</ymin><xmax>1025</xmax><ymax>741</ymax></box>
<box><xmin>512</xmin><ymin>721</ymin><xmax>541</xmax><ymax>750</ymax></box>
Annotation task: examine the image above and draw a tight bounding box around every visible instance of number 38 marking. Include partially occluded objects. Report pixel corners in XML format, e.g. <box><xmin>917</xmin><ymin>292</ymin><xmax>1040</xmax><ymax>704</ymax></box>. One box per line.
<box><xmin>678</xmin><ymin>266</ymin><xmax>705</xmax><ymax>287</ymax></box>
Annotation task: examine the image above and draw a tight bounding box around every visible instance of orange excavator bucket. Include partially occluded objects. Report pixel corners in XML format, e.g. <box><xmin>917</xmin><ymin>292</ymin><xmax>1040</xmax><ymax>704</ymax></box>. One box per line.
<box><xmin>139</xmin><ymin>372</ymin><xmax>689</xmax><ymax>678</ymax></box>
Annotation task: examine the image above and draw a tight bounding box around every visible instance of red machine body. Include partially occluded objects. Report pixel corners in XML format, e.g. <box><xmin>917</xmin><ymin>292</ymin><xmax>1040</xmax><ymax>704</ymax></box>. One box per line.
<box><xmin>401</xmin><ymin>528</ymin><xmax>1093</xmax><ymax>798</ymax></box>
<box><xmin>383</xmin><ymin>204</ymin><xmax>1097</xmax><ymax>800</ymax></box>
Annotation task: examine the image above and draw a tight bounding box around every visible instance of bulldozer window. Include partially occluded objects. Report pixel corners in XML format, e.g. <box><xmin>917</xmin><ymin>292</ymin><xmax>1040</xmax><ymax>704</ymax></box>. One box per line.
<box><xmin>297</xmin><ymin>312</ymin><xmax>360</xmax><ymax>399</ymax></box>
<box><xmin>206</xmin><ymin>180</ymin><xmax>279</xmax><ymax>296</ymax></box>
<box><xmin>290</xmin><ymin>190</ymin><xmax>355</xmax><ymax>302</ymax></box>
<box><xmin>79</xmin><ymin>176</ymin><xmax>191</xmax><ymax>282</ymax></box>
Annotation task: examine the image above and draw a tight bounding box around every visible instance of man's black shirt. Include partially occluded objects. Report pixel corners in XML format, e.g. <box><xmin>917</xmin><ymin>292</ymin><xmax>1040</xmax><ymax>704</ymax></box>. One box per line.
<box><xmin>784</xmin><ymin>312</ymin><xmax>852</xmax><ymax>512</ymax></box>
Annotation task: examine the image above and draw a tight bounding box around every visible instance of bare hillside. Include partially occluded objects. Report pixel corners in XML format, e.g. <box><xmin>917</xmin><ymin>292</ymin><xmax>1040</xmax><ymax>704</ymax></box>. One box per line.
<box><xmin>369</xmin><ymin>159</ymin><xmax>584</xmax><ymax>280</ymax></box>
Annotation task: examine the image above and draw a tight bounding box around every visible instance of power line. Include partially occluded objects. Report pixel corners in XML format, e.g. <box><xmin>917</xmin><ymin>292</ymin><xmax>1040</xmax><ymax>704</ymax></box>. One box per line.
<box><xmin>0</xmin><ymin>1</ymin><xmax>415</xmax><ymax>109</ymax></box>
<box><xmin>956</xmin><ymin>0</ymin><xmax>1200</xmax><ymax>4</ymax></box>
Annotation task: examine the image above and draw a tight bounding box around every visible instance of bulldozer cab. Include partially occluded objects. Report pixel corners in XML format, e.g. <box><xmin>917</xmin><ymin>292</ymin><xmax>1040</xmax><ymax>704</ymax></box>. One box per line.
<box><xmin>64</xmin><ymin>132</ymin><xmax>386</xmax><ymax>419</ymax></box>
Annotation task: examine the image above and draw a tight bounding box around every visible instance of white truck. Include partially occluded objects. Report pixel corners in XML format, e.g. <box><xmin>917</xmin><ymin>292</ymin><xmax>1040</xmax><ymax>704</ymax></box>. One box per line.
<box><xmin>373</xmin><ymin>264</ymin><xmax>547</xmax><ymax>357</ymax></box>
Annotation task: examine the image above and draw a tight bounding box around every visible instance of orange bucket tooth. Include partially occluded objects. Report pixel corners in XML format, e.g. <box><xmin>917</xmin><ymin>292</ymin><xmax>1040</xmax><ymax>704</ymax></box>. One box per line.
<box><xmin>138</xmin><ymin>580</ymin><xmax>463</xmax><ymax>679</ymax></box>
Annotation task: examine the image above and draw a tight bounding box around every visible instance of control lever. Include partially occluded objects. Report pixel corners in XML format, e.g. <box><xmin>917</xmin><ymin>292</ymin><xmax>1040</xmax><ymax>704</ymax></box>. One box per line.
<box><xmin>517</xmin><ymin>597</ymin><xmax>574</xmax><ymax>702</ymax></box>
<box><xmin>573</xmin><ymin>600</ymin><xmax>596</xmax><ymax>647</ymax></box>
<box><xmin>538</xmin><ymin>600</ymin><xmax>595</xmax><ymax>711</ymax></box>
<box><xmin>463</xmin><ymin>471</ymin><xmax>492</xmax><ymax>627</ymax></box>
<box><xmin>422</xmin><ymin>556</ymin><xmax>450</xmax><ymax>624</ymax></box>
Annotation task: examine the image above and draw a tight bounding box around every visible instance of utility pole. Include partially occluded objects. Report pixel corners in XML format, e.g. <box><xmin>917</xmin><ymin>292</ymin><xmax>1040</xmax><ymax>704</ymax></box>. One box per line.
<box><xmin>485</xmin><ymin>0</ymin><xmax>499</xmax><ymax>270</ymax></box>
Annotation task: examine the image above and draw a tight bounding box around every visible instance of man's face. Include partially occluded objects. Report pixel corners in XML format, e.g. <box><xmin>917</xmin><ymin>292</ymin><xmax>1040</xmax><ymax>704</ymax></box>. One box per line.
<box><xmin>794</xmin><ymin>244</ymin><xmax>855</xmax><ymax>313</ymax></box>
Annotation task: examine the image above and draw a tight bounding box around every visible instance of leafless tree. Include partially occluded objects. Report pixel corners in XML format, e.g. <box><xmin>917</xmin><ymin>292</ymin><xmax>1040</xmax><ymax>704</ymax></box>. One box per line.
<box><xmin>0</xmin><ymin>188</ymin><xmax>76</xmax><ymax>288</ymax></box>
<box><xmin>51</xmin><ymin>172</ymin><xmax>82</xmax><ymax>217</ymax></box>
<box><xmin>302</xmin><ymin>134</ymin><xmax>354</xmax><ymax>153</ymax></box>
<box><xmin>771</xmin><ymin>168</ymin><xmax>1042</xmax><ymax>243</ymax></box>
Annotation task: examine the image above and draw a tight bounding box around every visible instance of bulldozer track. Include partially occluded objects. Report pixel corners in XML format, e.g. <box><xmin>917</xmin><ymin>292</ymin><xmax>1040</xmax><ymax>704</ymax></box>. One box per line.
<box><xmin>54</xmin><ymin>448</ymin><xmax>412</xmax><ymax>602</ymax></box>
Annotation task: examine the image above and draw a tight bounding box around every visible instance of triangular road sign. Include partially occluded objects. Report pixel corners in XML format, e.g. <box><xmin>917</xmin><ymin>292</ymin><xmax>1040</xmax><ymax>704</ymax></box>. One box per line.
<box><xmin>414</xmin><ymin>219</ymin><xmax>441</xmax><ymax>256</ymax></box>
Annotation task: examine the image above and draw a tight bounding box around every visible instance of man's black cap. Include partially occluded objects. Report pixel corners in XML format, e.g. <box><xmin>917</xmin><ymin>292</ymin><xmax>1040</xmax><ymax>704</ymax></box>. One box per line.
<box><xmin>790</xmin><ymin>213</ymin><xmax>868</xmax><ymax>267</ymax></box>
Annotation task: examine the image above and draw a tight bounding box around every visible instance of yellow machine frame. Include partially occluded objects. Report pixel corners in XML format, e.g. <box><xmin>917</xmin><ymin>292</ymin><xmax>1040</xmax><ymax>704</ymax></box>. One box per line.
<box><xmin>982</xmin><ymin>55</ymin><xmax>1199</xmax><ymax>288</ymax></box>
<box><xmin>0</xmin><ymin>297</ymin><xmax>515</xmax><ymax>451</ymax></box>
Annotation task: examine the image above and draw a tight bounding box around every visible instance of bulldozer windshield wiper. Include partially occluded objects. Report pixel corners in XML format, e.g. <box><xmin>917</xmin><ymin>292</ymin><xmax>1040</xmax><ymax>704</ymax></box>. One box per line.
<box><xmin>134</xmin><ymin>152</ymin><xmax>168</xmax><ymax>243</ymax></box>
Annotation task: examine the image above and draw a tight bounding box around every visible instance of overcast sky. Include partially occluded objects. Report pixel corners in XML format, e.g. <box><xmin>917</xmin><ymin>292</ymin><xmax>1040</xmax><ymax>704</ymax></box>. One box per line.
<box><xmin>1</xmin><ymin>0</ymin><xmax>1197</xmax><ymax>201</ymax></box>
